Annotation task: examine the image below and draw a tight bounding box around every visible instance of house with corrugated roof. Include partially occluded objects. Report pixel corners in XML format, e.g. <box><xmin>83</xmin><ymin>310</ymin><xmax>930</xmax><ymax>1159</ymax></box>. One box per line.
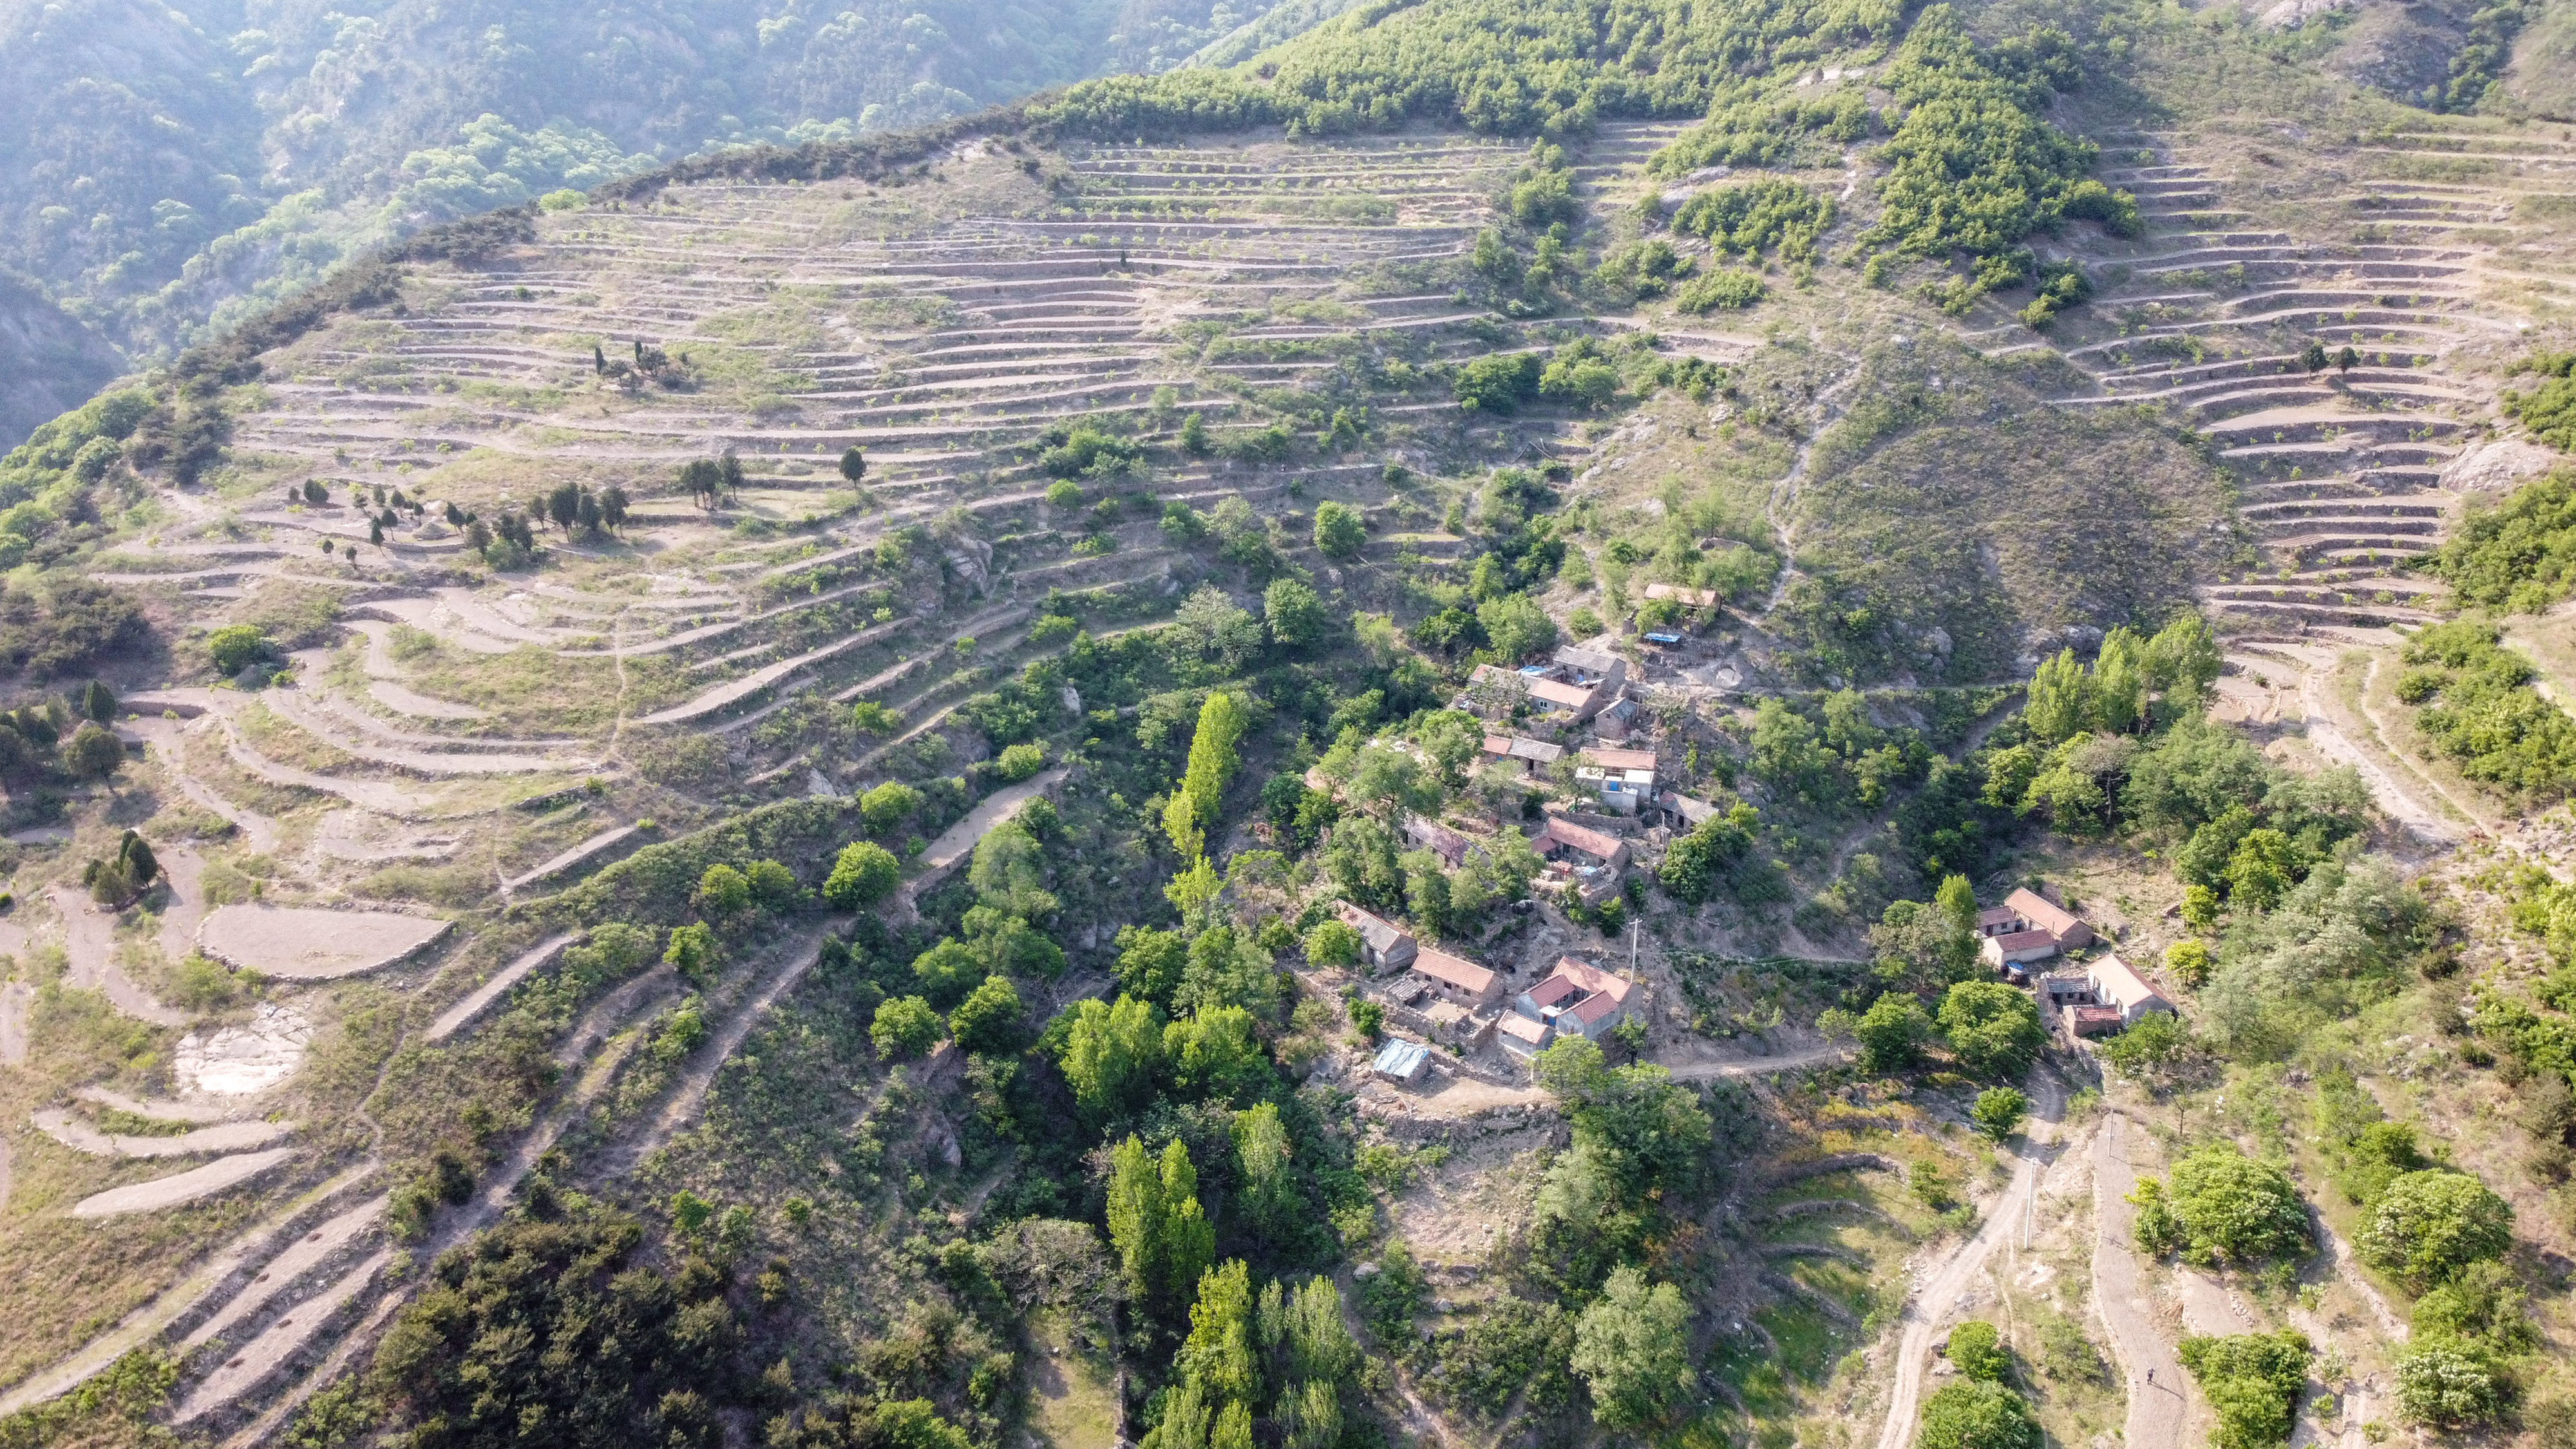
<box><xmin>1481</xmin><ymin>734</ymin><xmax>1565</xmax><ymax>775</ymax></box>
<box><xmin>2086</xmin><ymin>955</ymin><xmax>2174</xmax><ymax>1025</ymax></box>
<box><xmin>1373</xmin><ymin>1037</ymin><xmax>1433</xmax><ymax>1082</ymax></box>
<box><xmin>1403</xmin><ymin>815</ymin><xmax>1472</xmax><ymax>868</ymax></box>
<box><xmin>1336</xmin><ymin>902</ymin><xmax>1417</xmax><ymax>971</ymax></box>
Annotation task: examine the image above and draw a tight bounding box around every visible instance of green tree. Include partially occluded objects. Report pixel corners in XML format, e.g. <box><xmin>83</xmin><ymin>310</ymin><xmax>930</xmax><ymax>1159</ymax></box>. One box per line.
<box><xmin>2223</xmin><ymin>828</ymin><xmax>2301</xmax><ymax>912</ymax></box>
<box><xmin>1313</xmin><ymin>502</ymin><xmax>1366</xmax><ymax>560</ymax></box>
<box><xmin>1850</xmin><ymin>992</ymin><xmax>1932</xmax><ymax>1074</ymax></box>
<box><xmin>695</xmin><ymin>863</ymin><xmax>751</xmax><ymax>914</ymax></box>
<box><xmin>949</xmin><ymin>976</ymin><xmax>1025</xmax><ymax>1054</ymax></box>
<box><xmin>1971</xmin><ymin>1088</ymin><xmax>2029</xmax><ymax>1143</ymax></box>
<box><xmin>2177</xmin><ymin>1331</ymin><xmax>2311</xmax><ymax>1449</ymax></box>
<box><xmin>1231</xmin><ymin>1102</ymin><xmax>1302</xmax><ymax>1244</ymax></box>
<box><xmin>2095</xmin><ymin>1010</ymin><xmax>2193</xmax><ymax>1087</ymax></box>
<box><xmin>1060</xmin><ymin>994</ymin><xmax>1162</xmax><ymax>1117</ymax></box>
<box><xmin>1106</xmin><ymin>1135</ymin><xmax>1215</xmax><ymax>1308</ymax></box>
<box><xmin>62</xmin><ymin>721</ymin><xmax>122</xmax><ymax>780</ymax></box>
<box><xmin>1569</xmin><ymin>1266</ymin><xmax>1694</xmax><ymax>1430</ymax></box>
<box><xmin>1302</xmin><ymin>920</ymin><xmax>1361</xmax><ymax>967</ymax></box>
<box><xmin>1946</xmin><ymin>1321</ymin><xmax>2009</xmax><ymax>1381</ymax></box>
<box><xmin>75</xmin><ymin>679</ymin><xmax>115</xmax><ymax>723</ymax></box>
<box><xmin>1164</xmin><ymin>1006</ymin><xmax>1269</xmax><ymax>1105</ymax></box>
<box><xmin>1454</xmin><ymin>353</ymin><xmax>1540</xmax><ymax>413</ymax></box>
<box><xmin>1530</xmin><ymin>1038</ymin><xmax>1713</xmax><ymax>1198</ymax></box>
<box><xmin>2023</xmin><ymin>649</ymin><xmax>2095</xmax><ymax>746</ymax></box>
<box><xmin>1179</xmin><ymin>1259</ymin><xmax>1260</xmax><ymax>1404</ymax></box>
<box><xmin>2092</xmin><ymin>627</ymin><xmax>2146</xmax><ymax>733</ymax></box>
<box><xmin>1871</xmin><ymin>895</ymin><xmax>1982</xmax><ymax>994</ymax></box>
<box><xmin>2358</xmin><ymin>1170</ymin><xmax>2514</xmax><ymax>1289</ymax></box>
<box><xmin>1657</xmin><ymin>800</ymin><xmax>1758</xmax><ymax>903</ymax></box>
<box><xmin>2394</xmin><ymin>1341</ymin><xmax>2510</xmax><ymax>1427</ymax></box>
<box><xmin>1264</xmin><ymin>579</ymin><xmax>1328</xmax><ymax>649</ymax></box>
<box><xmin>839</xmin><ymin>445</ymin><xmax>868</xmax><ymax>482</ymax></box>
<box><xmin>1115</xmin><ymin>926</ymin><xmax>1189</xmax><ymax>1007</ymax></box>
<box><xmin>663</xmin><ymin>922</ymin><xmax>719</xmax><ymax>984</ymax></box>
<box><xmin>1918</xmin><ymin>1380</ymin><xmax>2037</xmax><ymax>1449</ymax></box>
<box><xmin>207</xmin><ymin>624</ymin><xmax>269</xmax><ymax>677</ymax></box>
<box><xmin>1475</xmin><ymin>593</ymin><xmax>1557</xmax><ymax>662</ymax></box>
<box><xmin>996</xmin><ymin>742</ymin><xmax>1045</xmax><ymax>781</ymax></box>
<box><xmin>1938</xmin><ymin>981</ymin><xmax>2046</xmax><ymax>1079</ymax></box>
<box><xmin>969</xmin><ymin>820</ymin><xmax>1057</xmax><ymax>920</ymax></box>
<box><xmin>2144</xmin><ymin>612</ymin><xmax>2224</xmax><ymax>710</ymax></box>
<box><xmin>911</xmin><ymin>938</ymin><xmax>987</xmax><ymax>1009</ymax></box>
<box><xmin>2164</xmin><ymin>938</ymin><xmax>2213</xmax><ymax>987</ymax></box>
<box><xmin>871</xmin><ymin>996</ymin><xmax>942</xmax><ymax>1059</ymax></box>
<box><xmin>1175</xmin><ymin>923</ymin><xmax>1281</xmax><ymax>1020</ymax></box>
<box><xmin>1269</xmin><ymin>1274</ymin><xmax>1358</xmax><ymax>1385</ymax></box>
<box><xmin>744</xmin><ymin>858</ymin><xmax>799</xmax><ymax>910</ymax></box>
<box><xmin>1166</xmin><ymin>691</ymin><xmax>1250</xmax><ymax>857</ymax></box>
<box><xmin>861</xmin><ymin>781</ymin><xmax>923</xmax><ymax>834</ymax></box>
<box><xmin>823</xmin><ymin>840</ymin><xmax>900</xmax><ymax>907</ymax></box>
<box><xmin>2130</xmin><ymin>1146</ymin><xmax>2311</xmax><ymax>1267</ymax></box>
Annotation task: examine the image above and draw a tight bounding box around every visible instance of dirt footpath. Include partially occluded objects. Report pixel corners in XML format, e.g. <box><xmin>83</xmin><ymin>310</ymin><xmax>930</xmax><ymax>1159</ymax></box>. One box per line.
<box><xmin>2092</xmin><ymin>1113</ymin><xmax>2190</xmax><ymax>1449</ymax></box>
<box><xmin>1873</xmin><ymin>1074</ymin><xmax>2067</xmax><ymax>1449</ymax></box>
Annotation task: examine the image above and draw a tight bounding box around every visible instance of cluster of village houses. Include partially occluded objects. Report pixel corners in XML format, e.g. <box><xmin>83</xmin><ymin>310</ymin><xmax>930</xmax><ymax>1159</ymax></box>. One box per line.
<box><xmin>1327</xmin><ymin>645</ymin><xmax>2179</xmax><ymax>1085</ymax></box>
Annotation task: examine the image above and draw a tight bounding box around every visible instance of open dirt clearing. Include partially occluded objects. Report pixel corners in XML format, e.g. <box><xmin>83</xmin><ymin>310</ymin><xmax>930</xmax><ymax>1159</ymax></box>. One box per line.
<box><xmin>46</xmin><ymin>889</ymin><xmax>185</xmax><ymax>1027</ymax></box>
<box><xmin>196</xmin><ymin>904</ymin><xmax>451</xmax><ymax>980</ymax></box>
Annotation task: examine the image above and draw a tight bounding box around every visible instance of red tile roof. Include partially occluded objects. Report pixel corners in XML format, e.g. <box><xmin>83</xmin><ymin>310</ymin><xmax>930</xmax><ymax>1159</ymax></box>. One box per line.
<box><xmin>1564</xmin><ymin>992</ymin><xmax>1626</xmax><ymax>1026</ymax></box>
<box><xmin>1549</xmin><ymin>956</ymin><xmax>1634</xmax><ymax>1005</ymax></box>
<box><xmin>1580</xmin><ymin>747</ymin><xmax>1657</xmax><ymax>772</ymax></box>
<box><xmin>1522</xmin><ymin>975</ymin><xmax>1582</xmax><ymax>1010</ymax></box>
<box><xmin>1413</xmin><ymin>947</ymin><xmax>1496</xmax><ymax>997</ymax></box>
<box><xmin>2005</xmin><ymin>887</ymin><xmax>2086</xmax><ymax>940</ymax></box>
<box><xmin>1542</xmin><ymin>817</ymin><xmax>1626</xmax><ymax>860</ymax></box>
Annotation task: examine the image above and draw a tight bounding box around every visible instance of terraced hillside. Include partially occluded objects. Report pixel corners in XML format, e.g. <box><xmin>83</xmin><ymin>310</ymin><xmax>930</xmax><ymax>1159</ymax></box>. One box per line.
<box><xmin>5</xmin><ymin>4</ymin><xmax>2576</xmax><ymax>1447</ymax></box>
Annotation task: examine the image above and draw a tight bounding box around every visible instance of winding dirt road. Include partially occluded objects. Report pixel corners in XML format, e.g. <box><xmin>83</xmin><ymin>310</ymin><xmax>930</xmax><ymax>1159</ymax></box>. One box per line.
<box><xmin>2092</xmin><ymin>1113</ymin><xmax>2189</xmax><ymax>1449</ymax></box>
<box><xmin>1871</xmin><ymin>1072</ymin><xmax>2067</xmax><ymax>1449</ymax></box>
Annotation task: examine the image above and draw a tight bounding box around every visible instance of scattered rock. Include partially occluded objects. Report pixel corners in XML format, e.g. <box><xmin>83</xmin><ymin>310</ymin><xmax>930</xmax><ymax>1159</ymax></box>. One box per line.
<box><xmin>175</xmin><ymin>1003</ymin><xmax>312</xmax><ymax>1095</ymax></box>
<box><xmin>2259</xmin><ymin>0</ymin><xmax>2349</xmax><ymax>28</ymax></box>
<box><xmin>2441</xmin><ymin>438</ymin><xmax>2557</xmax><ymax>494</ymax></box>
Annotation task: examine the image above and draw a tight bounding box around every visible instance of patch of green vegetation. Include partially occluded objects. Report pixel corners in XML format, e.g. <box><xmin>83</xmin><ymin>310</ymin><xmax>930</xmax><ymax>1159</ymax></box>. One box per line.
<box><xmin>2396</xmin><ymin>620</ymin><xmax>2576</xmax><ymax>800</ymax></box>
<box><xmin>1859</xmin><ymin>9</ymin><xmax>2136</xmax><ymax>312</ymax></box>
<box><xmin>2423</xmin><ymin>468</ymin><xmax>2576</xmax><ymax>611</ymax></box>
<box><xmin>2175</xmin><ymin>1330</ymin><xmax>2309</xmax><ymax>1449</ymax></box>
<box><xmin>1041</xmin><ymin>0</ymin><xmax>1911</xmax><ymax>139</ymax></box>
<box><xmin>1671</xmin><ymin>180</ymin><xmax>1835</xmax><ymax>263</ymax></box>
